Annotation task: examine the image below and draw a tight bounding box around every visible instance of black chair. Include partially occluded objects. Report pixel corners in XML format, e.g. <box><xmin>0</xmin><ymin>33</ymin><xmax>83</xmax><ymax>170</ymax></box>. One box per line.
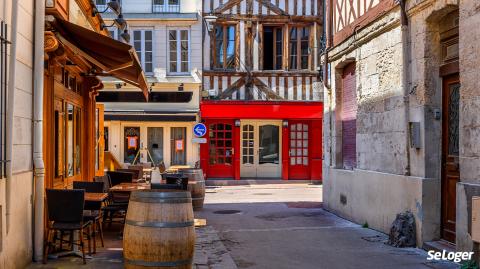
<box><xmin>107</xmin><ymin>171</ymin><xmax>134</xmax><ymax>186</ymax></box>
<box><xmin>151</xmin><ymin>183</ymin><xmax>183</xmax><ymax>190</ymax></box>
<box><xmin>73</xmin><ymin>181</ymin><xmax>105</xmax><ymax>253</ymax></box>
<box><xmin>165</xmin><ymin>175</ymin><xmax>189</xmax><ymax>190</ymax></box>
<box><xmin>44</xmin><ymin>189</ymin><xmax>92</xmax><ymax>264</ymax></box>
<box><xmin>94</xmin><ymin>176</ymin><xmax>110</xmax><ymax>193</ymax></box>
<box><xmin>103</xmin><ymin>171</ymin><xmax>134</xmax><ymax>227</ymax></box>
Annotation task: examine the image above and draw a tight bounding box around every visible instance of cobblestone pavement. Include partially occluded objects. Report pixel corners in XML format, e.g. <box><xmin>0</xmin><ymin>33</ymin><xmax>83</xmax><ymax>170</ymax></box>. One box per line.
<box><xmin>196</xmin><ymin>183</ymin><xmax>459</xmax><ymax>269</ymax></box>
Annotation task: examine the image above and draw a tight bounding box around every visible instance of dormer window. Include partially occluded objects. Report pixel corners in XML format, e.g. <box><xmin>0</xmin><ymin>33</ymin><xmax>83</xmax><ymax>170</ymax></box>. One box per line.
<box><xmin>153</xmin><ymin>0</ymin><xmax>180</xmax><ymax>13</ymax></box>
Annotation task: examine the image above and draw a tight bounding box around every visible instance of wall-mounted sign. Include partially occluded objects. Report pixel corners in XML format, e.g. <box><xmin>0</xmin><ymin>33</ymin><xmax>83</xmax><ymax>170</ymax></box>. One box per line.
<box><xmin>193</xmin><ymin>123</ymin><xmax>207</xmax><ymax>137</ymax></box>
<box><xmin>192</xmin><ymin>137</ymin><xmax>207</xmax><ymax>144</ymax></box>
<box><xmin>127</xmin><ymin>136</ymin><xmax>138</xmax><ymax>149</ymax></box>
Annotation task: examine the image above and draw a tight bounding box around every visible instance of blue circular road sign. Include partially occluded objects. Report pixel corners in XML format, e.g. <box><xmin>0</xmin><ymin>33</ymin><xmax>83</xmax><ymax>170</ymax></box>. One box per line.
<box><xmin>193</xmin><ymin>123</ymin><xmax>207</xmax><ymax>137</ymax></box>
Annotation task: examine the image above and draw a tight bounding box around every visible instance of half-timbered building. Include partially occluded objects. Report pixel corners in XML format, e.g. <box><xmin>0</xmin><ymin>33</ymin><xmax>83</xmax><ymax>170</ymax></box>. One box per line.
<box><xmin>200</xmin><ymin>0</ymin><xmax>324</xmax><ymax>180</ymax></box>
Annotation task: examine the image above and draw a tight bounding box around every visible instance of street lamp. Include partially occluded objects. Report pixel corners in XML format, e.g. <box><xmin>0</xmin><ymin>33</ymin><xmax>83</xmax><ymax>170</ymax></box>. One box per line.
<box><xmin>92</xmin><ymin>0</ymin><xmax>122</xmax><ymax>16</ymax></box>
<box><xmin>101</xmin><ymin>13</ymin><xmax>127</xmax><ymax>31</ymax></box>
<box><xmin>120</xmin><ymin>29</ymin><xmax>130</xmax><ymax>43</ymax></box>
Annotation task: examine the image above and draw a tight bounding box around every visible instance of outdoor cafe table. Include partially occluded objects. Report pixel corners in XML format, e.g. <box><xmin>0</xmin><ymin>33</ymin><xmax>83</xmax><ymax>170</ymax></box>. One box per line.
<box><xmin>84</xmin><ymin>192</ymin><xmax>108</xmax><ymax>202</ymax></box>
<box><xmin>109</xmin><ymin>182</ymin><xmax>151</xmax><ymax>192</ymax></box>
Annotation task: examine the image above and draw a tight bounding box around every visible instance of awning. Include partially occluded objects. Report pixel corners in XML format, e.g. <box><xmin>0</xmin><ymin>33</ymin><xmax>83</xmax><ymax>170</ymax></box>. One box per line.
<box><xmin>52</xmin><ymin>18</ymin><xmax>149</xmax><ymax>100</ymax></box>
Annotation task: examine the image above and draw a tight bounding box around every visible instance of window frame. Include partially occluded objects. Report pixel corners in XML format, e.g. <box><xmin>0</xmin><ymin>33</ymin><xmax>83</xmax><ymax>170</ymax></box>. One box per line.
<box><xmin>211</xmin><ymin>23</ymin><xmax>238</xmax><ymax>70</ymax></box>
<box><xmin>131</xmin><ymin>28</ymin><xmax>154</xmax><ymax>74</ymax></box>
<box><xmin>261</xmin><ymin>25</ymin><xmax>284</xmax><ymax>71</ymax></box>
<box><xmin>152</xmin><ymin>0</ymin><xmax>180</xmax><ymax>13</ymax></box>
<box><xmin>167</xmin><ymin>28</ymin><xmax>191</xmax><ymax>75</ymax></box>
<box><xmin>288</xmin><ymin>25</ymin><xmax>312</xmax><ymax>71</ymax></box>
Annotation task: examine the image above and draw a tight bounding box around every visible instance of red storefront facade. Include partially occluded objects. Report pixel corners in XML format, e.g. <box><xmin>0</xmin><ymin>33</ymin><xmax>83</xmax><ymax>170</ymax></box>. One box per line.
<box><xmin>200</xmin><ymin>101</ymin><xmax>323</xmax><ymax>180</ymax></box>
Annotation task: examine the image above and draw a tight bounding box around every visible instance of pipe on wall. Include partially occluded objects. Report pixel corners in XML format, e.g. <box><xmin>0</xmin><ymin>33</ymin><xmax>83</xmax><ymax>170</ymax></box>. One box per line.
<box><xmin>5</xmin><ymin>0</ymin><xmax>19</xmax><ymax>233</ymax></box>
<box><xmin>32</xmin><ymin>0</ymin><xmax>45</xmax><ymax>261</ymax></box>
<box><xmin>400</xmin><ymin>0</ymin><xmax>411</xmax><ymax>176</ymax></box>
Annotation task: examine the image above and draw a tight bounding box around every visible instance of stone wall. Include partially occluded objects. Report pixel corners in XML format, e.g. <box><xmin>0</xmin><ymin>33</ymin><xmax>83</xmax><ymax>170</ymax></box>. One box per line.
<box><xmin>0</xmin><ymin>0</ymin><xmax>35</xmax><ymax>268</ymax></box>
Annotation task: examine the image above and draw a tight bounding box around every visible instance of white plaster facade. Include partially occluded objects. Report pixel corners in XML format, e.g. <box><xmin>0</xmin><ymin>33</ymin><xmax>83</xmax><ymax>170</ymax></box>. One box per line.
<box><xmin>99</xmin><ymin>0</ymin><xmax>202</xmax><ymax>168</ymax></box>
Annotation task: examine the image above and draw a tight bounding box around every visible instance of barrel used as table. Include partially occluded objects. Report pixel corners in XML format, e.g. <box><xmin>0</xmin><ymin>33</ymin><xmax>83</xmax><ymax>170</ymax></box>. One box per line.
<box><xmin>179</xmin><ymin>168</ymin><xmax>205</xmax><ymax>211</ymax></box>
<box><xmin>123</xmin><ymin>190</ymin><xmax>195</xmax><ymax>269</ymax></box>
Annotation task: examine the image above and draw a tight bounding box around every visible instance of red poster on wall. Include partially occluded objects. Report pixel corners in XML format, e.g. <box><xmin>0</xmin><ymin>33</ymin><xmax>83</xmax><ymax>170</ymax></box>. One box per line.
<box><xmin>175</xmin><ymin>139</ymin><xmax>184</xmax><ymax>152</ymax></box>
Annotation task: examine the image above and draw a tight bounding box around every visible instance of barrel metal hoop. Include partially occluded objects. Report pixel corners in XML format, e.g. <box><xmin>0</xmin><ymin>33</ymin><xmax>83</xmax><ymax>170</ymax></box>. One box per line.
<box><xmin>126</xmin><ymin>220</ymin><xmax>194</xmax><ymax>228</ymax></box>
<box><xmin>191</xmin><ymin>197</ymin><xmax>204</xmax><ymax>200</ymax></box>
<box><xmin>130</xmin><ymin>197</ymin><xmax>192</xmax><ymax>203</ymax></box>
<box><xmin>125</xmin><ymin>258</ymin><xmax>192</xmax><ymax>267</ymax></box>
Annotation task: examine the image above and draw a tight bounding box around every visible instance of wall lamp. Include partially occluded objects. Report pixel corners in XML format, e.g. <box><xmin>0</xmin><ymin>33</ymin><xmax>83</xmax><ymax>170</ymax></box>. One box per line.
<box><xmin>203</xmin><ymin>14</ymin><xmax>218</xmax><ymax>32</ymax></box>
<box><xmin>101</xmin><ymin>14</ymin><xmax>127</xmax><ymax>31</ymax></box>
<box><xmin>92</xmin><ymin>0</ymin><xmax>121</xmax><ymax>16</ymax></box>
<box><xmin>235</xmin><ymin>120</ymin><xmax>241</xmax><ymax>127</ymax></box>
<box><xmin>282</xmin><ymin>120</ymin><xmax>289</xmax><ymax>127</ymax></box>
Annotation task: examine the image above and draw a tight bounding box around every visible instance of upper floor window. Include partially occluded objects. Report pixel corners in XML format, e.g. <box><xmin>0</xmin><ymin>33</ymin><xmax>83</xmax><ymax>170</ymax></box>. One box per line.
<box><xmin>153</xmin><ymin>0</ymin><xmax>180</xmax><ymax>13</ymax></box>
<box><xmin>262</xmin><ymin>26</ymin><xmax>283</xmax><ymax>70</ymax></box>
<box><xmin>132</xmin><ymin>29</ymin><xmax>153</xmax><ymax>73</ymax></box>
<box><xmin>95</xmin><ymin>0</ymin><xmax>121</xmax><ymax>12</ymax></box>
<box><xmin>168</xmin><ymin>29</ymin><xmax>190</xmax><ymax>74</ymax></box>
<box><xmin>289</xmin><ymin>26</ymin><xmax>310</xmax><ymax>70</ymax></box>
<box><xmin>213</xmin><ymin>25</ymin><xmax>236</xmax><ymax>70</ymax></box>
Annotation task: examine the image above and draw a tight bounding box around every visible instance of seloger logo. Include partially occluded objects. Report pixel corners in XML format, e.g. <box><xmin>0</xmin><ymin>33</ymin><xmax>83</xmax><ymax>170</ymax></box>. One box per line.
<box><xmin>427</xmin><ymin>250</ymin><xmax>474</xmax><ymax>263</ymax></box>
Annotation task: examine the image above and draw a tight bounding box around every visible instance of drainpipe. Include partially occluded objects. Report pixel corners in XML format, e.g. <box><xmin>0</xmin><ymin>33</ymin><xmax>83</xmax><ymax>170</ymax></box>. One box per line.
<box><xmin>5</xmin><ymin>0</ymin><xmax>19</xmax><ymax>233</ymax></box>
<box><xmin>32</xmin><ymin>0</ymin><xmax>45</xmax><ymax>261</ymax></box>
<box><xmin>400</xmin><ymin>0</ymin><xmax>411</xmax><ymax>176</ymax></box>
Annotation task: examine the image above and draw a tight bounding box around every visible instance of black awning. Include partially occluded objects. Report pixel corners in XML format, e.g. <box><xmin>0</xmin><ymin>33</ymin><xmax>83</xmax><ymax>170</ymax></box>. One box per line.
<box><xmin>96</xmin><ymin>91</ymin><xmax>193</xmax><ymax>103</ymax></box>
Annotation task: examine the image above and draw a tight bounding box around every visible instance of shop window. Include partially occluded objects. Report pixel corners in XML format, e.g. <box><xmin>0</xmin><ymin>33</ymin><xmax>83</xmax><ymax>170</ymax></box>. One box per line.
<box><xmin>171</xmin><ymin>127</ymin><xmax>186</xmax><ymax>165</ymax></box>
<box><xmin>124</xmin><ymin>127</ymin><xmax>140</xmax><ymax>164</ymax></box>
<box><xmin>148</xmin><ymin>127</ymin><xmax>164</xmax><ymax>165</ymax></box>
<box><xmin>209</xmin><ymin>123</ymin><xmax>233</xmax><ymax>165</ymax></box>
<box><xmin>168</xmin><ymin>29</ymin><xmax>189</xmax><ymax>74</ymax></box>
<box><xmin>132</xmin><ymin>29</ymin><xmax>153</xmax><ymax>73</ymax></box>
<box><xmin>262</xmin><ymin>26</ymin><xmax>283</xmax><ymax>70</ymax></box>
<box><xmin>289</xmin><ymin>26</ymin><xmax>310</xmax><ymax>70</ymax></box>
<box><xmin>213</xmin><ymin>25</ymin><xmax>237</xmax><ymax>70</ymax></box>
<box><xmin>66</xmin><ymin>103</ymin><xmax>81</xmax><ymax>177</ymax></box>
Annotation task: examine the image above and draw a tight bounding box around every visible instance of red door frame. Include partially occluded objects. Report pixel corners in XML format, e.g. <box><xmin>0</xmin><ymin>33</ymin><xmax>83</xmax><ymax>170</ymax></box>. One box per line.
<box><xmin>200</xmin><ymin>119</ymin><xmax>239</xmax><ymax>179</ymax></box>
<box><xmin>200</xmin><ymin>101</ymin><xmax>323</xmax><ymax>180</ymax></box>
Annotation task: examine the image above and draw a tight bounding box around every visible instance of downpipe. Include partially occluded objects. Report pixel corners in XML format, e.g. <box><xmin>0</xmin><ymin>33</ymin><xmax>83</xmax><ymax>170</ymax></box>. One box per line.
<box><xmin>400</xmin><ymin>0</ymin><xmax>411</xmax><ymax>176</ymax></box>
<box><xmin>32</xmin><ymin>0</ymin><xmax>45</xmax><ymax>261</ymax></box>
<box><xmin>5</xmin><ymin>0</ymin><xmax>19</xmax><ymax>233</ymax></box>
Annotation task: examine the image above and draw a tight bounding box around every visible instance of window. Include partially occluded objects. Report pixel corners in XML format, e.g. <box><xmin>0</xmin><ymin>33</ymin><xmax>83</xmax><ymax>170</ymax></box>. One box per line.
<box><xmin>262</xmin><ymin>26</ymin><xmax>283</xmax><ymax>70</ymax></box>
<box><xmin>341</xmin><ymin>62</ymin><xmax>357</xmax><ymax>169</ymax></box>
<box><xmin>132</xmin><ymin>29</ymin><xmax>153</xmax><ymax>73</ymax></box>
<box><xmin>104</xmin><ymin>127</ymin><xmax>109</xmax><ymax>151</ymax></box>
<box><xmin>168</xmin><ymin>29</ymin><xmax>189</xmax><ymax>74</ymax></box>
<box><xmin>153</xmin><ymin>0</ymin><xmax>180</xmax><ymax>12</ymax></box>
<box><xmin>63</xmin><ymin>103</ymin><xmax>82</xmax><ymax>178</ymax></box>
<box><xmin>95</xmin><ymin>0</ymin><xmax>121</xmax><ymax>12</ymax></box>
<box><xmin>289</xmin><ymin>26</ymin><xmax>310</xmax><ymax>70</ymax></box>
<box><xmin>171</xmin><ymin>127</ymin><xmax>186</xmax><ymax>165</ymax></box>
<box><xmin>213</xmin><ymin>25</ymin><xmax>236</xmax><ymax>69</ymax></box>
<box><xmin>109</xmin><ymin>27</ymin><xmax>118</xmax><ymax>40</ymax></box>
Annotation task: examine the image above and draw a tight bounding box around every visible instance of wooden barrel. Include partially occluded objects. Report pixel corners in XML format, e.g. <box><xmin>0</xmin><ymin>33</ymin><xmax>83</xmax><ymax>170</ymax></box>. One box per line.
<box><xmin>180</xmin><ymin>168</ymin><xmax>205</xmax><ymax>211</ymax></box>
<box><xmin>123</xmin><ymin>190</ymin><xmax>195</xmax><ymax>269</ymax></box>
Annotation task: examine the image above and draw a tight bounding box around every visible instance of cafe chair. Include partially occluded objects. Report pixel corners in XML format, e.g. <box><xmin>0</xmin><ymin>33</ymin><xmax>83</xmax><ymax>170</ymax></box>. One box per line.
<box><xmin>73</xmin><ymin>181</ymin><xmax>105</xmax><ymax>253</ymax></box>
<box><xmin>165</xmin><ymin>175</ymin><xmax>189</xmax><ymax>190</ymax></box>
<box><xmin>116</xmin><ymin>168</ymin><xmax>141</xmax><ymax>182</ymax></box>
<box><xmin>44</xmin><ymin>189</ymin><xmax>92</xmax><ymax>264</ymax></box>
<box><xmin>103</xmin><ymin>171</ymin><xmax>134</xmax><ymax>226</ymax></box>
<box><xmin>128</xmin><ymin>165</ymin><xmax>144</xmax><ymax>181</ymax></box>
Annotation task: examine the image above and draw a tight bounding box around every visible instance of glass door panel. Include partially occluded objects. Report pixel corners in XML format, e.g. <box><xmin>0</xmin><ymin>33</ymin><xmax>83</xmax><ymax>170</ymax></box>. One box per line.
<box><xmin>171</xmin><ymin>127</ymin><xmax>186</xmax><ymax>165</ymax></box>
<box><xmin>147</xmin><ymin>127</ymin><xmax>164</xmax><ymax>165</ymax></box>
<box><xmin>259</xmin><ymin>125</ymin><xmax>280</xmax><ymax>164</ymax></box>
